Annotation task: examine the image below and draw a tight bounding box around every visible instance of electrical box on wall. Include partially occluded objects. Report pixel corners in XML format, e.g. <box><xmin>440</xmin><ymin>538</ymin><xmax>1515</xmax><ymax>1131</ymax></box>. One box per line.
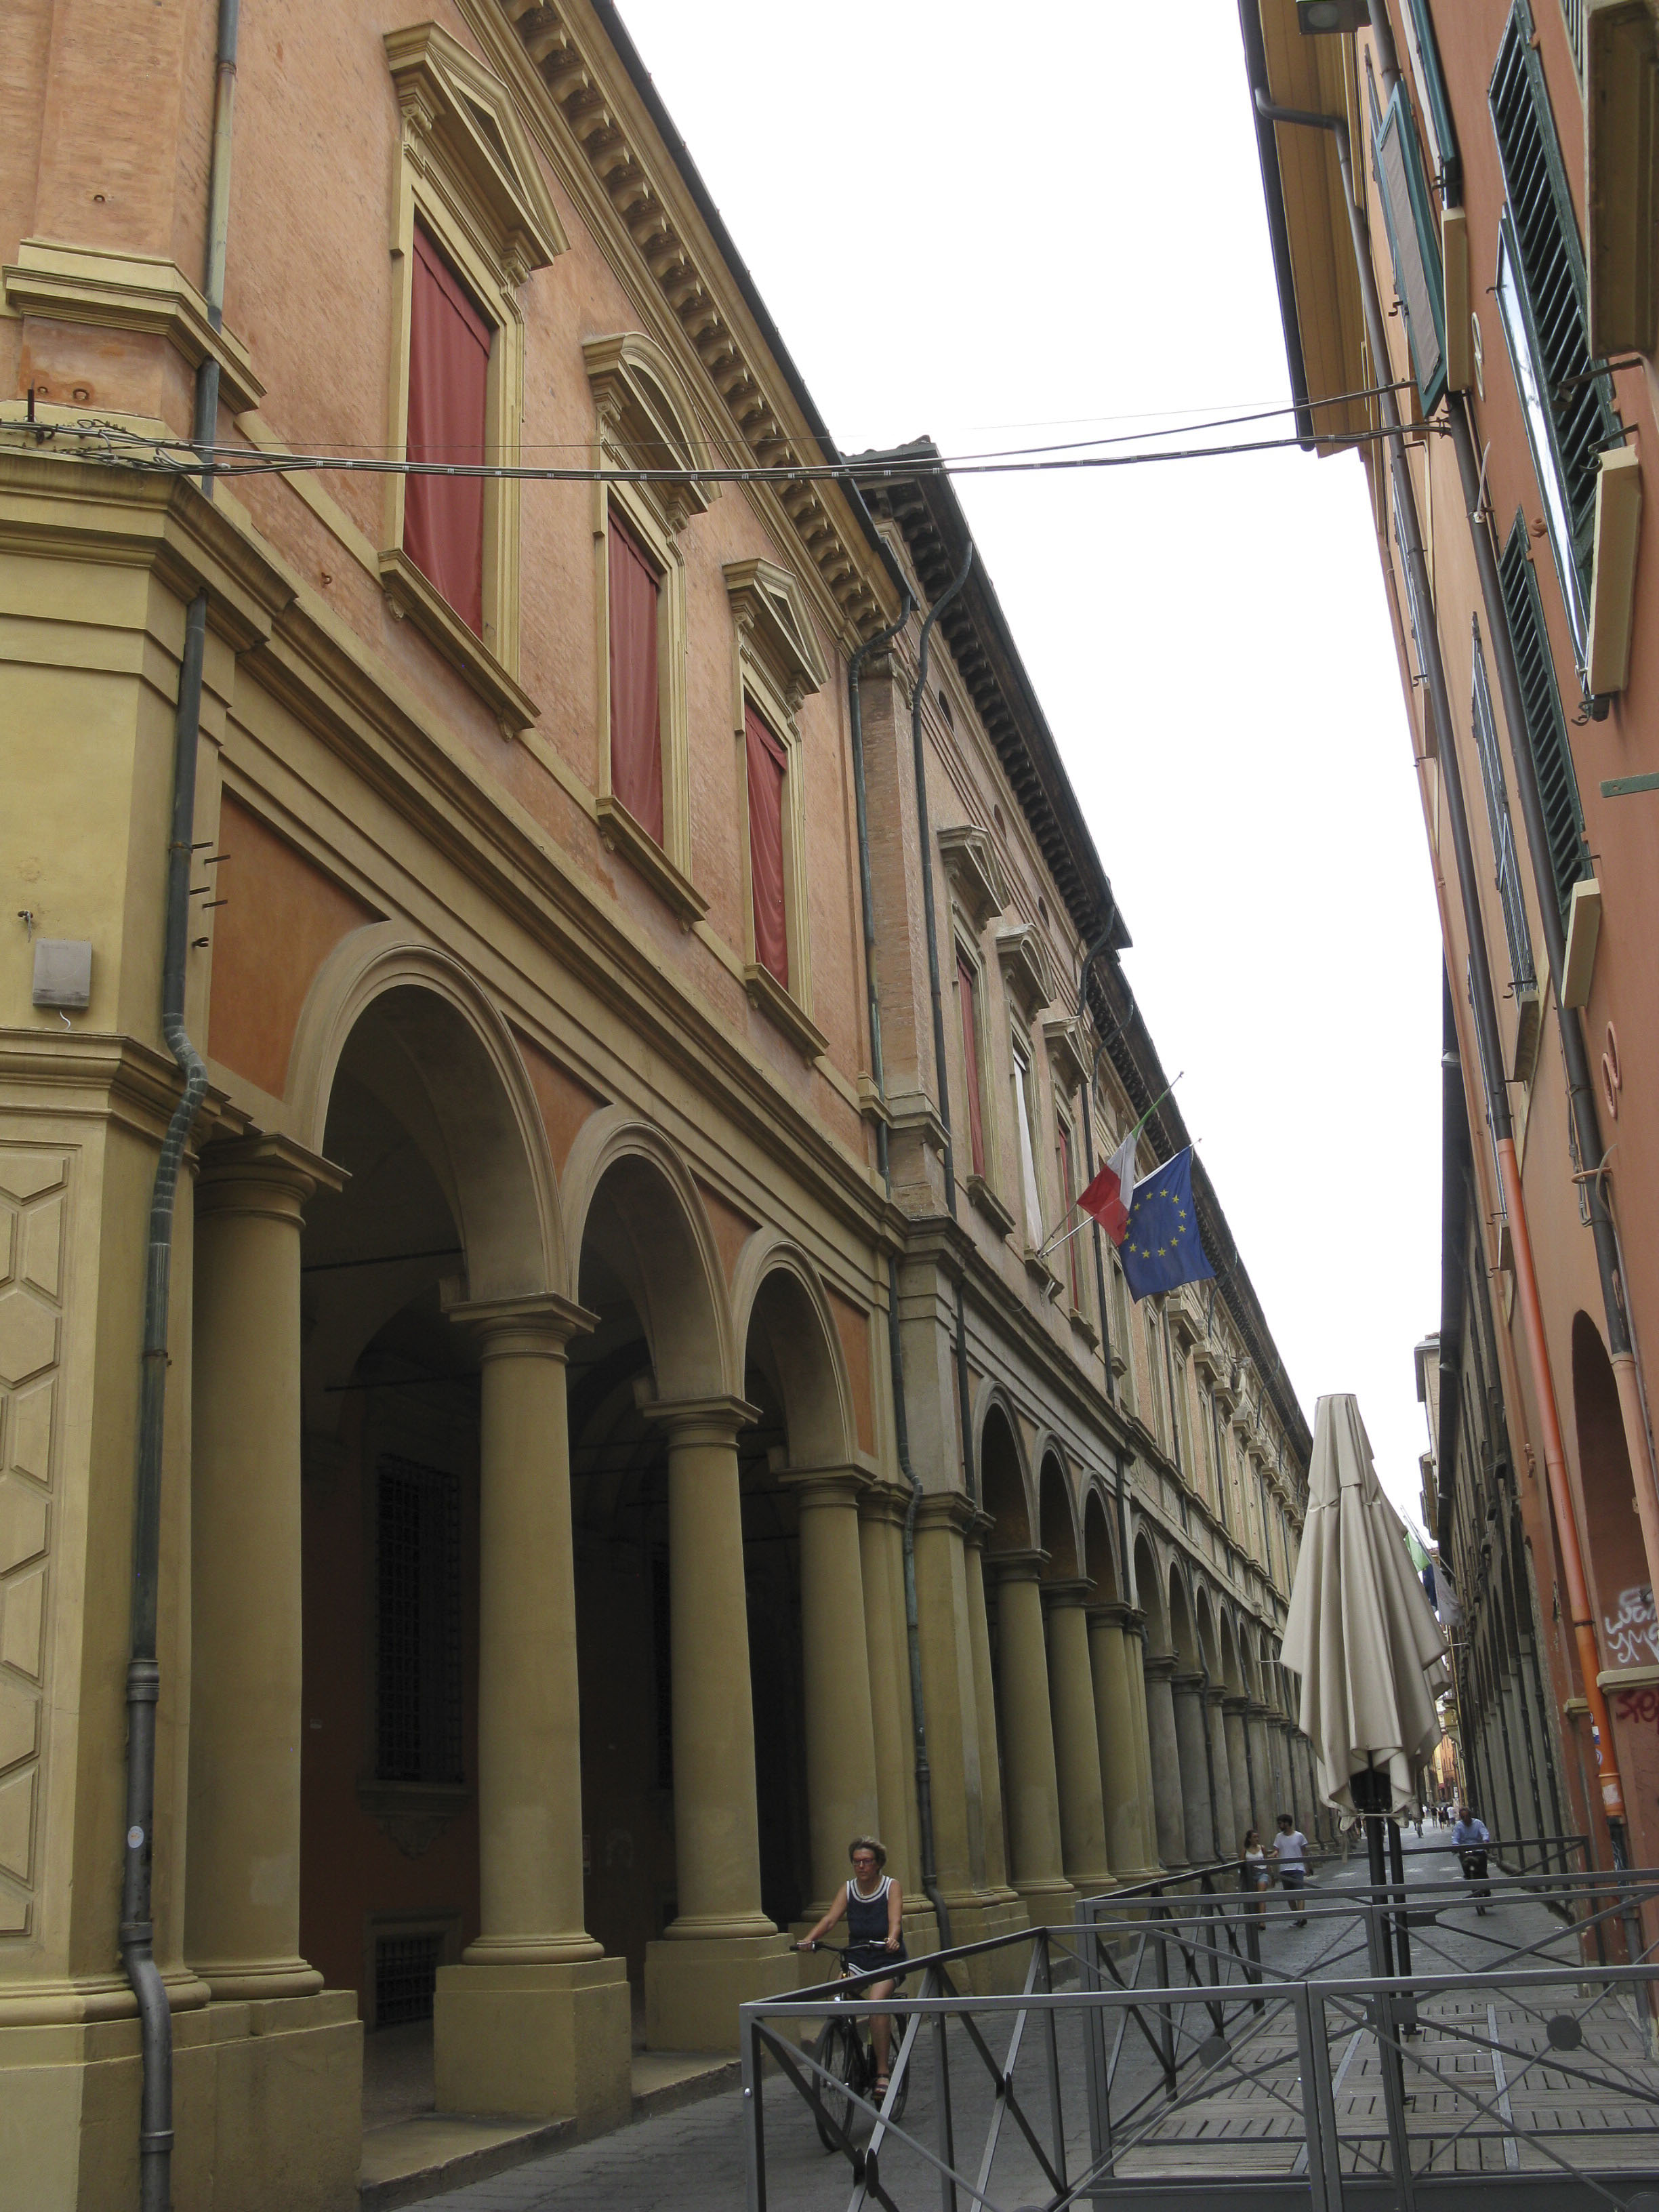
<box><xmin>32</xmin><ymin>938</ymin><xmax>92</xmax><ymax>1008</ymax></box>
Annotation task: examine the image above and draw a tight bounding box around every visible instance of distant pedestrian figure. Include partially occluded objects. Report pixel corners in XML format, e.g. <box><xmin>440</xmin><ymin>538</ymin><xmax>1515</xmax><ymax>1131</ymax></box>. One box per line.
<box><xmin>1240</xmin><ymin>1828</ymin><xmax>1269</xmax><ymax>1917</ymax></box>
<box><xmin>1273</xmin><ymin>1813</ymin><xmax>1309</xmax><ymax>1925</ymax></box>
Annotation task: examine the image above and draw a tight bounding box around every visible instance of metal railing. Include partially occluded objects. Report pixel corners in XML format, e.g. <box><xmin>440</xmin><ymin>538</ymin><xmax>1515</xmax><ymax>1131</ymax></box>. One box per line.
<box><xmin>740</xmin><ymin>1856</ymin><xmax>1659</xmax><ymax>2211</ymax></box>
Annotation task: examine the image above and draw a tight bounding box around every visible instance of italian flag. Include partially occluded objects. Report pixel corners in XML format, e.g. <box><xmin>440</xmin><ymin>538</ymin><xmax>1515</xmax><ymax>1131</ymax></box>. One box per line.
<box><xmin>1078</xmin><ymin>1132</ymin><xmax>1139</xmax><ymax>1247</ymax></box>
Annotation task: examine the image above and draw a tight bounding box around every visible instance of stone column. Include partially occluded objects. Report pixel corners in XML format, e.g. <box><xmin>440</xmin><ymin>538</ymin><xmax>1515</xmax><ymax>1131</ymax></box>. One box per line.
<box><xmin>1172</xmin><ymin>1672</ymin><xmax>1215</xmax><ymax>1866</ymax></box>
<box><xmin>1126</xmin><ymin>1617</ymin><xmax>1162</xmax><ymax>1873</ymax></box>
<box><xmin>1143</xmin><ymin>1653</ymin><xmax>1187</xmax><ymax>1869</ymax></box>
<box><xmin>1205</xmin><ymin>1686</ymin><xmax>1235</xmax><ymax>1860</ymax></box>
<box><xmin>914</xmin><ymin>1494</ymin><xmax>984</xmax><ymax>1904</ymax></box>
<box><xmin>1224</xmin><ymin>1697</ymin><xmax>1254</xmax><ymax>1848</ymax></box>
<box><xmin>857</xmin><ymin>1487</ymin><xmax>921</xmax><ymax>1902</ymax></box>
<box><xmin>1088</xmin><ymin>1603</ymin><xmax>1156</xmax><ymax>1879</ymax></box>
<box><xmin>964</xmin><ymin>1523</ymin><xmax>1017</xmax><ymax>1902</ymax></box>
<box><xmin>989</xmin><ymin>1553</ymin><xmax>1075</xmax><ymax>1916</ymax></box>
<box><xmin>787</xmin><ymin>1468</ymin><xmax>880</xmax><ymax>1915</ymax></box>
<box><xmin>1246</xmin><ymin>1702</ymin><xmax>1274</xmax><ymax>1831</ymax></box>
<box><xmin>188</xmin><ymin>1138</ymin><xmax>335</xmax><ymax>2000</ymax></box>
<box><xmin>644</xmin><ymin>1396</ymin><xmax>792</xmax><ymax>2050</ymax></box>
<box><xmin>436</xmin><ymin>1294</ymin><xmax>630</xmax><ymax>2124</ymax></box>
<box><xmin>1044</xmin><ymin>1580</ymin><xmax>1113</xmax><ymax>1896</ymax></box>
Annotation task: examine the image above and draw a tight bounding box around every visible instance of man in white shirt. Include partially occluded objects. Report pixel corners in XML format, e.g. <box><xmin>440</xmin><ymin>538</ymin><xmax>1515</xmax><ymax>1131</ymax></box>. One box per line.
<box><xmin>1272</xmin><ymin>1814</ymin><xmax>1309</xmax><ymax>1926</ymax></box>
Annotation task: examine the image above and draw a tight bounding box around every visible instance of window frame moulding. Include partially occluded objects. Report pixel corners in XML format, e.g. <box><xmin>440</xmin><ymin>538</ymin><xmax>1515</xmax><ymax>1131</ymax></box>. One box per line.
<box><xmin>379</xmin><ymin>22</ymin><xmax>567</xmax><ymax>736</ymax></box>
<box><xmin>937</xmin><ymin>823</ymin><xmax>1008</xmax><ymax>933</ymax></box>
<box><xmin>587</xmin><ymin>333</ymin><xmax>713</xmax><ymax>925</ymax></box>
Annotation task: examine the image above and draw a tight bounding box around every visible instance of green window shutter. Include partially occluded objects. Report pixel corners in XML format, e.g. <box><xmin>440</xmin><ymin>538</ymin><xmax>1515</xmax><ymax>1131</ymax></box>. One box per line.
<box><xmin>1497</xmin><ymin>514</ymin><xmax>1590</xmax><ymax>930</ymax></box>
<box><xmin>1403</xmin><ymin>0</ymin><xmax>1461</xmax><ymax>199</ymax></box>
<box><xmin>1490</xmin><ymin>1</ymin><xmax>1620</xmax><ymax>598</ymax></box>
<box><xmin>1469</xmin><ymin>619</ymin><xmax>1536</xmax><ymax>991</ymax></box>
<box><xmin>1374</xmin><ymin>84</ymin><xmax>1447</xmax><ymax>411</ymax></box>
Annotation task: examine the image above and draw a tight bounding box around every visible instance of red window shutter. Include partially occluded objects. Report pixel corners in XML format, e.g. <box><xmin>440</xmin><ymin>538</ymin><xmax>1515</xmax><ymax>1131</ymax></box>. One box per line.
<box><xmin>403</xmin><ymin>224</ymin><xmax>491</xmax><ymax>637</ymax></box>
<box><xmin>958</xmin><ymin>956</ymin><xmax>986</xmax><ymax>1180</ymax></box>
<box><xmin>745</xmin><ymin>701</ymin><xmax>789</xmax><ymax>986</ymax></box>
<box><xmin>607</xmin><ymin>514</ymin><xmax>663</xmax><ymax>842</ymax></box>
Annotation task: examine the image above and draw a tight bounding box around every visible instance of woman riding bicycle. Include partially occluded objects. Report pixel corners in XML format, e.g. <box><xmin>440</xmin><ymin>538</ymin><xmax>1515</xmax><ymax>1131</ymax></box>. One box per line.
<box><xmin>796</xmin><ymin>1837</ymin><xmax>906</xmax><ymax>2095</ymax></box>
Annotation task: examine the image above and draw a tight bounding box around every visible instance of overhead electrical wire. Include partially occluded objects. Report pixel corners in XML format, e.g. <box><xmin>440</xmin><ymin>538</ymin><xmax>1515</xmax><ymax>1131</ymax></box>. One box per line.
<box><xmin>14</xmin><ymin>376</ymin><xmax>1429</xmax><ymax>489</ymax></box>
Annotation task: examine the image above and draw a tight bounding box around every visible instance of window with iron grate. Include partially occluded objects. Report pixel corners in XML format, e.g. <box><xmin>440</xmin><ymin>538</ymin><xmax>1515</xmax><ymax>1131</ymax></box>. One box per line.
<box><xmin>1490</xmin><ymin>0</ymin><xmax>1620</xmax><ymax>658</ymax></box>
<box><xmin>1469</xmin><ymin>618</ymin><xmax>1538</xmax><ymax>992</ymax></box>
<box><xmin>1496</xmin><ymin>517</ymin><xmax>1590</xmax><ymax>930</ymax></box>
<box><xmin>375</xmin><ymin>1457</ymin><xmax>464</xmax><ymax>1786</ymax></box>
<box><xmin>375</xmin><ymin>1933</ymin><xmax>443</xmax><ymax>2028</ymax></box>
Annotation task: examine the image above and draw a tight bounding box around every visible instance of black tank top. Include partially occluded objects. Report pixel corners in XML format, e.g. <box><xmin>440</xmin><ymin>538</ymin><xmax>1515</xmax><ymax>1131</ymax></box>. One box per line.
<box><xmin>845</xmin><ymin>1875</ymin><xmax>892</xmax><ymax>1948</ymax></box>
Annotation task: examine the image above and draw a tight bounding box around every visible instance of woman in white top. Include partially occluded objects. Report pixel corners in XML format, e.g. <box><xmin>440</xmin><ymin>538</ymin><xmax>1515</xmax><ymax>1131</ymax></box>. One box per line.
<box><xmin>1240</xmin><ymin>1828</ymin><xmax>1269</xmax><ymax>1916</ymax></box>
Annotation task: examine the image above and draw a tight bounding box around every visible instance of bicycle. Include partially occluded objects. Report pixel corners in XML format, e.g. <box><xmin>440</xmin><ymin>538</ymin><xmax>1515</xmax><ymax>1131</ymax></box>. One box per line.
<box><xmin>800</xmin><ymin>1940</ymin><xmax>912</xmax><ymax>2150</ymax></box>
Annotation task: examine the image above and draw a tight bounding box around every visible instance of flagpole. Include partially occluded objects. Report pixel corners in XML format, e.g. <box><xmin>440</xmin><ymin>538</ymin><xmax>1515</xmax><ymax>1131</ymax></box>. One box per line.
<box><xmin>1034</xmin><ymin>1073</ymin><xmax>1185</xmax><ymax>1258</ymax></box>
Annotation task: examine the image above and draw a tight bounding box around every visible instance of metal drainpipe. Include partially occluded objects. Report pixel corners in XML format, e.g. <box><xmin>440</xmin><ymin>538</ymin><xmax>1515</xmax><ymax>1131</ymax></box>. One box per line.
<box><xmin>1253</xmin><ymin>80</ymin><xmax>1630</xmax><ymax>1858</ymax></box>
<box><xmin>123</xmin><ymin>9</ymin><xmax>238</xmax><ymax>2205</ymax></box>
<box><xmin>846</xmin><ymin>590</ymin><xmax>954</xmax><ymax>1946</ymax></box>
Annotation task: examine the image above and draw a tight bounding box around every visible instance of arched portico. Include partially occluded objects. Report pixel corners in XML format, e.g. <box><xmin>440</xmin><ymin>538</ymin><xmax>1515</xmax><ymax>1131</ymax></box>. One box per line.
<box><xmin>1084</xmin><ymin>1490</ymin><xmax>1155</xmax><ymax>1878</ymax></box>
<box><xmin>1039</xmin><ymin>1454</ymin><xmax>1112</xmax><ymax>1896</ymax></box>
<box><xmin>189</xmin><ymin>936</ymin><xmax>634</xmax><ymax>2136</ymax></box>
<box><xmin>560</xmin><ymin>1122</ymin><xmax>794</xmax><ymax>2049</ymax></box>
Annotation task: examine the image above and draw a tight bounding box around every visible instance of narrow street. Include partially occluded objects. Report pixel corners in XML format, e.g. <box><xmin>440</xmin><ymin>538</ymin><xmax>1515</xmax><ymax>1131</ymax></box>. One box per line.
<box><xmin>414</xmin><ymin>1832</ymin><xmax>1593</xmax><ymax>2211</ymax></box>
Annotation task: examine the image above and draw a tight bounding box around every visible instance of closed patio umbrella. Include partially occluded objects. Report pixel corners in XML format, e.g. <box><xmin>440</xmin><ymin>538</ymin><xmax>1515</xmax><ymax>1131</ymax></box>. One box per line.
<box><xmin>1282</xmin><ymin>1394</ymin><xmax>1446</xmax><ymax>1817</ymax></box>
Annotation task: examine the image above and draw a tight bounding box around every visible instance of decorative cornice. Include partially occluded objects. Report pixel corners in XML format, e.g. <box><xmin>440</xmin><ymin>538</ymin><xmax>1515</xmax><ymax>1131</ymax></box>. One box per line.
<box><xmin>724</xmin><ymin>557</ymin><xmax>829</xmax><ymax>714</ymax></box>
<box><xmin>3</xmin><ymin>240</ymin><xmax>265</xmax><ymax>414</ymax></box>
<box><xmin>583</xmin><ymin>329</ymin><xmax>714</xmax><ymax>537</ymax></box>
<box><xmin>493</xmin><ymin>0</ymin><xmax>884</xmax><ymax>637</ymax></box>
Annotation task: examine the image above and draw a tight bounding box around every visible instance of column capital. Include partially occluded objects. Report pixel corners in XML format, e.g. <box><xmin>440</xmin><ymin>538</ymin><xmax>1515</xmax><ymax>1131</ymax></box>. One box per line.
<box><xmin>1170</xmin><ymin>1668</ymin><xmax>1206</xmax><ymax>1696</ymax></box>
<box><xmin>914</xmin><ymin>1488</ymin><xmax>981</xmax><ymax>1537</ymax></box>
<box><xmin>778</xmin><ymin>1463</ymin><xmax>869</xmax><ymax>1511</ymax></box>
<box><xmin>1041</xmin><ymin>1577</ymin><xmax>1092</xmax><ymax>1612</ymax></box>
<box><xmin>985</xmin><ymin>1547</ymin><xmax>1047</xmax><ymax>1585</ymax></box>
<box><xmin>1222</xmin><ymin>1693</ymin><xmax>1251</xmax><ymax>1716</ymax></box>
<box><xmin>197</xmin><ymin>1131</ymin><xmax>346</xmax><ymax>1220</ymax></box>
<box><xmin>1086</xmin><ymin>1599</ymin><xmax>1133</xmax><ymax>1631</ymax></box>
<box><xmin>1143</xmin><ymin>1650</ymin><xmax>1176</xmax><ymax>1683</ymax></box>
<box><xmin>1204</xmin><ymin>1683</ymin><xmax>1229</xmax><ymax>1710</ymax></box>
<box><xmin>856</xmin><ymin>1479</ymin><xmax>913</xmax><ymax>1529</ymax></box>
<box><xmin>640</xmin><ymin>1392</ymin><xmax>761</xmax><ymax>1448</ymax></box>
<box><xmin>445</xmin><ymin>1289</ymin><xmax>598</xmax><ymax>1359</ymax></box>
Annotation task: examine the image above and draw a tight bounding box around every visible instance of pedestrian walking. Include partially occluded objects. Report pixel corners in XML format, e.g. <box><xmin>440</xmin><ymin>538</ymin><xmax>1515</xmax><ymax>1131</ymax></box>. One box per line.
<box><xmin>1273</xmin><ymin>1813</ymin><xmax>1309</xmax><ymax>1925</ymax></box>
<box><xmin>1240</xmin><ymin>1828</ymin><xmax>1269</xmax><ymax>1917</ymax></box>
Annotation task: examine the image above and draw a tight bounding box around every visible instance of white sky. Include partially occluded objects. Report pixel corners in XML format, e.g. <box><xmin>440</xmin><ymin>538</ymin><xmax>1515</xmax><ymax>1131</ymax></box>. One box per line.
<box><xmin>612</xmin><ymin>0</ymin><xmax>1445</xmax><ymax>1525</ymax></box>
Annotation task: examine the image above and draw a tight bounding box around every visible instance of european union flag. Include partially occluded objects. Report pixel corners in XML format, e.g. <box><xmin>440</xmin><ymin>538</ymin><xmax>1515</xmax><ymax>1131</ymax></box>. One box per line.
<box><xmin>1118</xmin><ymin>1148</ymin><xmax>1214</xmax><ymax>1303</ymax></box>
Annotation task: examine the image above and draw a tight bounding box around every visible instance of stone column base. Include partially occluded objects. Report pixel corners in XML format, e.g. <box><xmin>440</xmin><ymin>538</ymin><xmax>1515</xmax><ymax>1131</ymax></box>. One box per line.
<box><xmin>434</xmin><ymin>1957</ymin><xmax>631</xmax><ymax>2129</ymax></box>
<box><xmin>0</xmin><ymin>1990</ymin><xmax>361</xmax><ymax>2212</ymax></box>
<box><xmin>1011</xmin><ymin>1876</ymin><xmax>1078</xmax><ymax>1925</ymax></box>
<box><xmin>644</xmin><ymin>1932</ymin><xmax>796</xmax><ymax>2052</ymax></box>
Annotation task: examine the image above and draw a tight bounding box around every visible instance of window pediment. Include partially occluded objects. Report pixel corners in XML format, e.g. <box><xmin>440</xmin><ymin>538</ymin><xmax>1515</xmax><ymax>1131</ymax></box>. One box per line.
<box><xmin>724</xmin><ymin>558</ymin><xmax>827</xmax><ymax>714</ymax></box>
<box><xmin>1040</xmin><ymin>1013</ymin><xmax>1090</xmax><ymax>1094</ymax></box>
<box><xmin>996</xmin><ymin>924</ymin><xmax>1056</xmax><ymax>1021</ymax></box>
<box><xmin>938</xmin><ymin>824</ymin><xmax>1006</xmax><ymax>931</ymax></box>
<box><xmin>384</xmin><ymin>24</ymin><xmax>567</xmax><ymax>281</ymax></box>
<box><xmin>584</xmin><ymin>332</ymin><xmax>714</xmax><ymax>538</ymax></box>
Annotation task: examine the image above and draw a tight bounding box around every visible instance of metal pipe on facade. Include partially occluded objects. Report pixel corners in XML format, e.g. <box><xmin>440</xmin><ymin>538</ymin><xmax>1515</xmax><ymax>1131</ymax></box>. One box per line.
<box><xmin>192</xmin><ymin>0</ymin><xmax>239</xmax><ymax>484</ymax></box>
<box><xmin>124</xmin><ymin>8</ymin><xmax>239</xmax><ymax>2200</ymax></box>
<box><xmin>1076</xmin><ymin>928</ymin><xmax>1120</xmax><ymax>1405</ymax></box>
<box><xmin>1254</xmin><ymin>79</ymin><xmax>1629</xmax><ymax>1847</ymax></box>
<box><xmin>846</xmin><ymin>590</ymin><xmax>952</xmax><ymax>1945</ymax></box>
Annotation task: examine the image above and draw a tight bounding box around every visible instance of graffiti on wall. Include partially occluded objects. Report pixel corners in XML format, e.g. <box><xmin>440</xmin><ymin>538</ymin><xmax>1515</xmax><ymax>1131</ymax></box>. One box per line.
<box><xmin>1603</xmin><ymin>1584</ymin><xmax>1659</xmax><ymax>1670</ymax></box>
